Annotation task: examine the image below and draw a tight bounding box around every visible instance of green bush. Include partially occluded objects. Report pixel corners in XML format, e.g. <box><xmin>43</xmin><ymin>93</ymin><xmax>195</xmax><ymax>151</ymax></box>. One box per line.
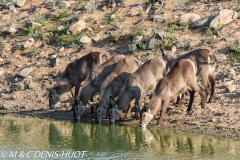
<box><xmin>229</xmin><ymin>43</ymin><xmax>240</xmax><ymax>62</ymax></box>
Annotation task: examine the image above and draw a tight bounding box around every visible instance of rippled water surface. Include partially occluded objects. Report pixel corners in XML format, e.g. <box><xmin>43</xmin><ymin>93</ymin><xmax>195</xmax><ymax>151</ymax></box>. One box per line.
<box><xmin>0</xmin><ymin>114</ymin><xmax>240</xmax><ymax>159</ymax></box>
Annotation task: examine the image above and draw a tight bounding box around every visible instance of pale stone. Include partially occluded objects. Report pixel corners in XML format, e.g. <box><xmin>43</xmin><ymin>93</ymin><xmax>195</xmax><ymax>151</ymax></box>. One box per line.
<box><xmin>210</xmin><ymin>9</ymin><xmax>238</xmax><ymax>29</ymax></box>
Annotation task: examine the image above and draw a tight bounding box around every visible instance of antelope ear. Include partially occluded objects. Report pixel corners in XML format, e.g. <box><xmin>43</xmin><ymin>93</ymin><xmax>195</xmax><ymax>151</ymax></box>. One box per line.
<box><xmin>147</xmin><ymin>109</ymin><xmax>151</xmax><ymax>114</ymax></box>
<box><xmin>51</xmin><ymin>90</ymin><xmax>56</xmax><ymax>94</ymax></box>
<box><xmin>48</xmin><ymin>89</ymin><xmax>52</xmax><ymax>94</ymax></box>
<box><xmin>69</xmin><ymin>96</ymin><xmax>74</xmax><ymax>105</ymax></box>
<box><xmin>143</xmin><ymin>103</ymin><xmax>149</xmax><ymax>111</ymax></box>
<box><xmin>109</xmin><ymin>96</ymin><xmax>114</xmax><ymax>100</ymax></box>
<box><xmin>171</xmin><ymin>43</ymin><xmax>177</xmax><ymax>53</ymax></box>
<box><xmin>75</xmin><ymin>98</ymin><xmax>82</xmax><ymax>105</ymax></box>
<box><xmin>110</xmin><ymin>100</ymin><xmax>116</xmax><ymax>107</ymax></box>
<box><xmin>109</xmin><ymin>96</ymin><xmax>116</xmax><ymax>106</ymax></box>
<box><xmin>96</xmin><ymin>98</ymin><xmax>102</xmax><ymax>105</ymax></box>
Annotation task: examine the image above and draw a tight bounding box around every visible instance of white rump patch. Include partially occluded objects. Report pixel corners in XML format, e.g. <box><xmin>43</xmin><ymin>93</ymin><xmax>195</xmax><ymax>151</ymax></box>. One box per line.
<box><xmin>99</xmin><ymin>54</ymin><xmax>103</xmax><ymax>64</ymax></box>
<box><xmin>208</xmin><ymin>54</ymin><xmax>215</xmax><ymax>74</ymax></box>
<box><xmin>158</xmin><ymin>58</ymin><xmax>166</xmax><ymax>69</ymax></box>
<box><xmin>187</xmin><ymin>59</ymin><xmax>196</xmax><ymax>75</ymax></box>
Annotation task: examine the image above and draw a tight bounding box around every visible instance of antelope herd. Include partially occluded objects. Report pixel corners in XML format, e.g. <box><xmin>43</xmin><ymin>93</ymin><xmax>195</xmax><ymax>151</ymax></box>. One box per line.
<box><xmin>48</xmin><ymin>44</ymin><xmax>217</xmax><ymax>129</ymax></box>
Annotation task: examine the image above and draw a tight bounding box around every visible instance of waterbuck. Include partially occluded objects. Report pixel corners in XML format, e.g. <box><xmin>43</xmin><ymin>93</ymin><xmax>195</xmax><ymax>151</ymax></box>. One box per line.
<box><xmin>160</xmin><ymin>44</ymin><xmax>217</xmax><ymax>103</ymax></box>
<box><xmin>48</xmin><ymin>52</ymin><xmax>109</xmax><ymax>109</ymax></box>
<box><xmin>96</xmin><ymin>56</ymin><xmax>141</xmax><ymax>122</ymax></box>
<box><xmin>73</xmin><ymin>54</ymin><xmax>125</xmax><ymax>121</ymax></box>
<box><xmin>109</xmin><ymin>57</ymin><xmax>166</xmax><ymax>124</ymax></box>
<box><xmin>140</xmin><ymin>59</ymin><xmax>206</xmax><ymax>129</ymax></box>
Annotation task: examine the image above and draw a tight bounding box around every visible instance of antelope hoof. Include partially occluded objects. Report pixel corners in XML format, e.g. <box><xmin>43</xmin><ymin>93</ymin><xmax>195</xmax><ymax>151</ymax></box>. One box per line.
<box><xmin>186</xmin><ymin>109</ymin><xmax>195</xmax><ymax>116</ymax></box>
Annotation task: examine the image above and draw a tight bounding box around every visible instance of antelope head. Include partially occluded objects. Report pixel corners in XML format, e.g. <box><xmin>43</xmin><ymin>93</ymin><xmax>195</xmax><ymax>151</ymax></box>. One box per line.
<box><xmin>73</xmin><ymin>98</ymin><xmax>86</xmax><ymax>121</ymax></box>
<box><xmin>140</xmin><ymin>104</ymin><xmax>154</xmax><ymax>130</ymax></box>
<box><xmin>48</xmin><ymin>89</ymin><xmax>60</xmax><ymax>109</ymax></box>
<box><xmin>96</xmin><ymin>98</ymin><xmax>107</xmax><ymax>123</ymax></box>
<box><xmin>108</xmin><ymin>96</ymin><xmax>120</xmax><ymax>124</ymax></box>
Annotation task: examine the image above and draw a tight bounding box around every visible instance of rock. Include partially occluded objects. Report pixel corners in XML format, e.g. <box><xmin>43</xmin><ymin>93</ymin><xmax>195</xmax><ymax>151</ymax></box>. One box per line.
<box><xmin>115</xmin><ymin>48</ymin><xmax>129</xmax><ymax>54</ymax></box>
<box><xmin>57</xmin><ymin>25</ymin><xmax>65</xmax><ymax>31</ymax></box>
<box><xmin>210</xmin><ymin>117</ymin><xmax>217</xmax><ymax>123</ymax></box>
<box><xmin>23</xmin><ymin>38</ymin><xmax>35</xmax><ymax>48</ymax></box>
<box><xmin>152</xmin><ymin>15</ymin><xmax>164</xmax><ymax>22</ymax></box>
<box><xmin>8</xmin><ymin>28</ymin><xmax>18</xmax><ymax>35</ymax></box>
<box><xmin>175</xmin><ymin>41</ymin><xmax>184</xmax><ymax>48</ymax></box>
<box><xmin>19</xmin><ymin>67</ymin><xmax>32</xmax><ymax>78</ymax></box>
<box><xmin>218</xmin><ymin>80</ymin><xmax>234</xmax><ymax>90</ymax></box>
<box><xmin>11</xmin><ymin>95</ymin><xmax>16</xmax><ymax>100</ymax></box>
<box><xmin>129</xmin><ymin>7</ymin><xmax>139</xmax><ymax>17</ymax></box>
<box><xmin>50</xmin><ymin>55</ymin><xmax>61</xmax><ymax>67</ymax></box>
<box><xmin>210</xmin><ymin>9</ymin><xmax>238</xmax><ymax>29</ymax></box>
<box><xmin>180</xmin><ymin>13</ymin><xmax>201</xmax><ymax>24</ymax></box>
<box><xmin>0</xmin><ymin>27</ymin><xmax>8</xmax><ymax>33</ymax></box>
<box><xmin>1</xmin><ymin>104</ymin><xmax>8</xmax><ymax>110</ymax></box>
<box><xmin>145</xmin><ymin>36</ymin><xmax>157</xmax><ymax>50</ymax></box>
<box><xmin>132</xmin><ymin>36</ymin><xmax>143</xmax><ymax>44</ymax></box>
<box><xmin>154</xmin><ymin>31</ymin><xmax>166</xmax><ymax>40</ymax></box>
<box><xmin>215</xmin><ymin>72</ymin><xmax>227</xmax><ymax>80</ymax></box>
<box><xmin>215</xmin><ymin>123</ymin><xmax>228</xmax><ymax>129</ymax></box>
<box><xmin>25</xmin><ymin>21</ymin><xmax>42</xmax><ymax>28</ymax></box>
<box><xmin>108</xmin><ymin>31</ymin><xmax>115</xmax><ymax>38</ymax></box>
<box><xmin>92</xmin><ymin>35</ymin><xmax>101</xmax><ymax>42</ymax></box>
<box><xmin>68</xmin><ymin>20</ymin><xmax>86</xmax><ymax>35</ymax></box>
<box><xmin>56</xmin><ymin>1</ymin><xmax>72</xmax><ymax>8</ymax></box>
<box><xmin>227</xmin><ymin>68</ymin><xmax>236</xmax><ymax>77</ymax></box>
<box><xmin>110</xmin><ymin>2</ymin><xmax>116</xmax><ymax>8</ymax></box>
<box><xmin>80</xmin><ymin>36</ymin><xmax>92</xmax><ymax>44</ymax></box>
<box><xmin>12</xmin><ymin>82</ymin><xmax>25</xmax><ymax>91</ymax></box>
<box><xmin>230</xmin><ymin>39</ymin><xmax>240</xmax><ymax>50</ymax></box>
<box><xmin>27</xmin><ymin>82</ymin><xmax>36</xmax><ymax>90</ymax></box>
<box><xmin>214</xmin><ymin>53</ymin><xmax>227</xmax><ymax>63</ymax></box>
<box><xmin>59</xmin><ymin>47</ymin><xmax>64</xmax><ymax>52</ymax></box>
<box><xmin>226</xmin><ymin>84</ymin><xmax>236</xmax><ymax>93</ymax></box>
<box><xmin>92</xmin><ymin>35</ymin><xmax>101</xmax><ymax>43</ymax></box>
<box><xmin>14</xmin><ymin>0</ymin><xmax>27</xmax><ymax>7</ymax></box>
<box><xmin>112</xmin><ymin>26</ymin><xmax>118</xmax><ymax>31</ymax></box>
<box><xmin>190</xmin><ymin>15</ymin><xmax>214</xmax><ymax>29</ymax></box>
<box><xmin>102</xmin><ymin>5</ymin><xmax>107</xmax><ymax>11</ymax></box>
<box><xmin>110</xmin><ymin>14</ymin><xmax>116</xmax><ymax>20</ymax></box>
<box><xmin>47</xmin><ymin>12</ymin><xmax>60</xmax><ymax>20</ymax></box>
<box><xmin>7</xmin><ymin>3</ymin><xmax>17</xmax><ymax>12</ymax></box>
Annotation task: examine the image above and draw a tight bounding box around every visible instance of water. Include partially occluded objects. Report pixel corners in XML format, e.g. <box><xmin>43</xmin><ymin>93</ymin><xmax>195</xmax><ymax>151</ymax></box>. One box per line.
<box><xmin>0</xmin><ymin>114</ymin><xmax>240</xmax><ymax>160</ymax></box>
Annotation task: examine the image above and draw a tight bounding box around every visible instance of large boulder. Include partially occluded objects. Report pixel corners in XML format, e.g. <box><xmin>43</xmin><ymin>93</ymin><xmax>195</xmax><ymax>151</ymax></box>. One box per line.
<box><xmin>80</xmin><ymin>36</ymin><xmax>92</xmax><ymax>44</ymax></box>
<box><xmin>13</xmin><ymin>0</ymin><xmax>27</xmax><ymax>7</ymax></box>
<box><xmin>209</xmin><ymin>9</ymin><xmax>238</xmax><ymax>29</ymax></box>
<box><xmin>18</xmin><ymin>67</ymin><xmax>32</xmax><ymax>78</ymax></box>
<box><xmin>180</xmin><ymin>13</ymin><xmax>201</xmax><ymax>24</ymax></box>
